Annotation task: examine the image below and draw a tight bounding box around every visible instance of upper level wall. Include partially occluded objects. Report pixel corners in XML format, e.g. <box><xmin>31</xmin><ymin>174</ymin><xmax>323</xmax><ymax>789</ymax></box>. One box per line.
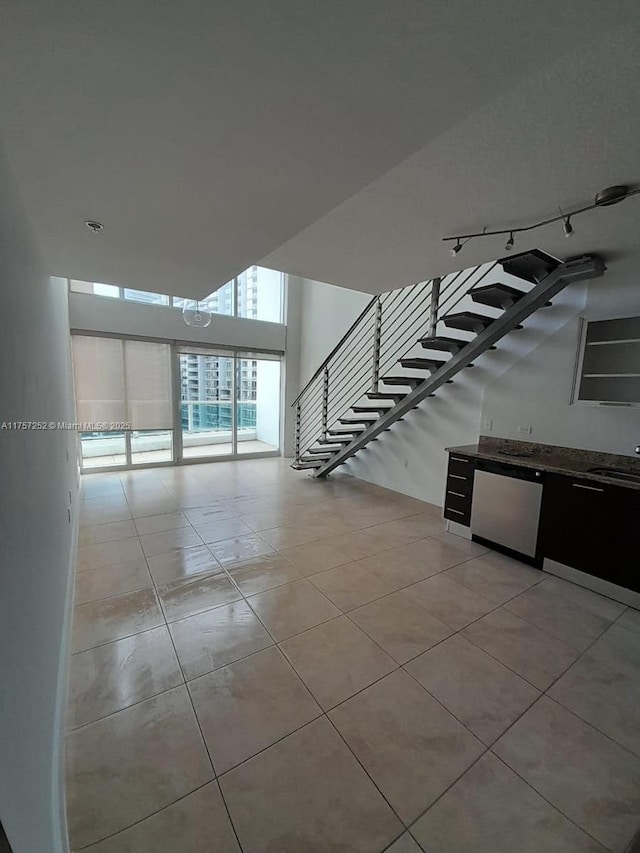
<box><xmin>69</xmin><ymin>291</ymin><xmax>287</xmax><ymax>352</ymax></box>
<box><xmin>298</xmin><ymin>278</ymin><xmax>371</xmax><ymax>387</ymax></box>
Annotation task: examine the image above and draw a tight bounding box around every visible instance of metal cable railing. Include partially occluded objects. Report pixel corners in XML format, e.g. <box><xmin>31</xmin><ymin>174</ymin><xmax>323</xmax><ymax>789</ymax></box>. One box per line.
<box><xmin>292</xmin><ymin>261</ymin><xmax>498</xmax><ymax>461</ymax></box>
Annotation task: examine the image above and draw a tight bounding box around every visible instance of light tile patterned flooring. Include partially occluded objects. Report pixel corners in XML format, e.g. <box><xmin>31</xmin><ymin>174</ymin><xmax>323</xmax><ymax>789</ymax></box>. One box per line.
<box><xmin>66</xmin><ymin>459</ymin><xmax>640</xmax><ymax>852</ymax></box>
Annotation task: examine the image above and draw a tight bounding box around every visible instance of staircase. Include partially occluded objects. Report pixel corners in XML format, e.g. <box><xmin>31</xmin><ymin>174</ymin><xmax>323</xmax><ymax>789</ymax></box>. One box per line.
<box><xmin>291</xmin><ymin>250</ymin><xmax>605</xmax><ymax>477</ymax></box>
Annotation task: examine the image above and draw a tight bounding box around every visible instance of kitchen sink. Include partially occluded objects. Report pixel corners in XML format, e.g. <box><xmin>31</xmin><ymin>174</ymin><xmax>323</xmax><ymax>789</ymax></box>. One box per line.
<box><xmin>587</xmin><ymin>466</ymin><xmax>640</xmax><ymax>484</ymax></box>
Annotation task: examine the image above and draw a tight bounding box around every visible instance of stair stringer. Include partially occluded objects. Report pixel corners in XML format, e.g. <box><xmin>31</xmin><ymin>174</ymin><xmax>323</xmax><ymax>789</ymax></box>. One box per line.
<box><xmin>311</xmin><ymin>254</ymin><xmax>605</xmax><ymax>478</ymax></box>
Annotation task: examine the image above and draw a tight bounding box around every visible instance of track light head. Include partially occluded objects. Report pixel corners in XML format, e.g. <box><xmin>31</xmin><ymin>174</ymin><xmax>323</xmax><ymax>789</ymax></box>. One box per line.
<box><xmin>563</xmin><ymin>217</ymin><xmax>574</xmax><ymax>238</ymax></box>
<box><xmin>595</xmin><ymin>185</ymin><xmax>629</xmax><ymax>207</ymax></box>
<box><xmin>505</xmin><ymin>232</ymin><xmax>514</xmax><ymax>251</ymax></box>
<box><xmin>449</xmin><ymin>240</ymin><xmax>462</xmax><ymax>258</ymax></box>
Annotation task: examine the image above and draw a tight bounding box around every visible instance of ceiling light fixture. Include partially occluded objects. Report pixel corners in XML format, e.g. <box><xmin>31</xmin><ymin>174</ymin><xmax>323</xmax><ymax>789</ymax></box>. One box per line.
<box><xmin>182</xmin><ymin>300</ymin><xmax>212</xmax><ymax>328</ymax></box>
<box><xmin>85</xmin><ymin>220</ymin><xmax>104</xmax><ymax>233</ymax></box>
<box><xmin>442</xmin><ymin>184</ymin><xmax>639</xmax><ymax>255</ymax></box>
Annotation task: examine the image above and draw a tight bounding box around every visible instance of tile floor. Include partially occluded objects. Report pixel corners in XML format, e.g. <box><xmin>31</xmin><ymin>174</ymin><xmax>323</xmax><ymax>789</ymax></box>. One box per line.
<box><xmin>66</xmin><ymin>458</ymin><xmax>640</xmax><ymax>852</ymax></box>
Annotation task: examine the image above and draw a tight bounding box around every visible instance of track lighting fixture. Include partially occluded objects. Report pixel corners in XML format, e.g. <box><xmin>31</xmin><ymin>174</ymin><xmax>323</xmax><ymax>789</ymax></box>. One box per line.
<box><xmin>442</xmin><ymin>184</ymin><xmax>639</xmax><ymax>255</ymax></box>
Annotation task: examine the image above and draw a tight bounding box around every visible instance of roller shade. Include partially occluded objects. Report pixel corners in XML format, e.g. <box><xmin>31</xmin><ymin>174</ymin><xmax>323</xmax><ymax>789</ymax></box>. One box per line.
<box><xmin>72</xmin><ymin>335</ymin><xmax>172</xmax><ymax>429</ymax></box>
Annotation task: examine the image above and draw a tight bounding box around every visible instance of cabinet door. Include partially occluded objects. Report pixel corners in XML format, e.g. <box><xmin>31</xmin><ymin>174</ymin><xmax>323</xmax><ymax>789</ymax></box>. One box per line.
<box><xmin>539</xmin><ymin>473</ymin><xmax>637</xmax><ymax>590</ymax></box>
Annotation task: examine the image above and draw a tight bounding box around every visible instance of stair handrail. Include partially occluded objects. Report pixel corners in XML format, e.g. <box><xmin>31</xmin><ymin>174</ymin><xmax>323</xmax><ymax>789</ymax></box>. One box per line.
<box><xmin>292</xmin><ymin>261</ymin><xmax>494</xmax><ymax>462</ymax></box>
<box><xmin>291</xmin><ymin>294</ymin><xmax>378</xmax><ymax>406</ymax></box>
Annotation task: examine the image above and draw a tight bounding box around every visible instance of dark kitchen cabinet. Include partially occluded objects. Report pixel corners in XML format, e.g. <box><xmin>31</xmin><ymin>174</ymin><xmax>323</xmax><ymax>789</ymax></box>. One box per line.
<box><xmin>538</xmin><ymin>473</ymin><xmax>639</xmax><ymax>592</ymax></box>
<box><xmin>443</xmin><ymin>453</ymin><xmax>475</xmax><ymax>526</ymax></box>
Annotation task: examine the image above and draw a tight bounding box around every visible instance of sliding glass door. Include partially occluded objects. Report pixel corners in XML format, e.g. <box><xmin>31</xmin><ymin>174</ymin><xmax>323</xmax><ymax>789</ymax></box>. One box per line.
<box><xmin>178</xmin><ymin>350</ymin><xmax>280</xmax><ymax>461</ymax></box>
<box><xmin>237</xmin><ymin>357</ymin><xmax>280</xmax><ymax>454</ymax></box>
<box><xmin>73</xmin><ymin>335</ymin><xmax>173</xmax><ymax>471</ymax></box>
<box><xmin>72</xmin><ymin>334</ymin><xmax>281</xmax><ymax>470</ymax></box>
<box><xmin>179</xmin><ymin>352</ymin><xmax>234</xmax><ymax>458</ymax></box>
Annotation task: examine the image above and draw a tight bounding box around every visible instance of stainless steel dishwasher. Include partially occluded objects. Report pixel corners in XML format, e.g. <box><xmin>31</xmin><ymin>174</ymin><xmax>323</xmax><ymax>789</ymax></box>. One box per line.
<box><xmin>470</xmin><ymin>458</ymin><xmax>545</xmax><ymax>561</ymax></box>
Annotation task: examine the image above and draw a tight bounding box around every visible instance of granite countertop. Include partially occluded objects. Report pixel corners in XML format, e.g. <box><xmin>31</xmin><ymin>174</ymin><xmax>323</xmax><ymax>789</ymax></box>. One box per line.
<box><xmin>445</xmin><ymin>437</ymin><xmax>640</xmax><ymax>491</ymax></box>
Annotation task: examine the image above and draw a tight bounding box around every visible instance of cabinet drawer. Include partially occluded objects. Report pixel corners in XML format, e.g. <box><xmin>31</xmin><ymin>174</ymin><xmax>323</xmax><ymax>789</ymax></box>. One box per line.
<box><xmin>444</xmin><ymin>489</ymin><xmax>472</xmax><ymax>515</ymax></box>
<box><xmin>446</xmin><ymin>472</ymin><xmax>473</xmax><ymax>497</ymax></box>
<box><xmin>444</xmin><ymin>504</ymin><xmax>471</xmax><ymax>525</ymax></box>
<box><xmin>448</xmin><ymin>455</ymin><xmax>475</xmax><ymax>478</ymax></box>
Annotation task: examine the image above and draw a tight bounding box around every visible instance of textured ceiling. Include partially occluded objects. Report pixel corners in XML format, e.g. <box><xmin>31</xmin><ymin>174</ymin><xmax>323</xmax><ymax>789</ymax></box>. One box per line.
<box><xmin>0</xmin><ymin>1</ymin><xmax>637</xmax><ymax>297</ymax></box>
<box><xmin>264</xmin><ymin>23</ymin><xmax>640</xmax><ymax>292</ymax></box>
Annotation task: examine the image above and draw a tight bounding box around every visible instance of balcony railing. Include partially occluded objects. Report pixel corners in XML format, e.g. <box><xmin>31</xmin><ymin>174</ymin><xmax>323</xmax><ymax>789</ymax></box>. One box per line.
<box><xmin>180</xmin><ymin>400</ymin><xmax>257</xmax><ymax>434</ymax></box>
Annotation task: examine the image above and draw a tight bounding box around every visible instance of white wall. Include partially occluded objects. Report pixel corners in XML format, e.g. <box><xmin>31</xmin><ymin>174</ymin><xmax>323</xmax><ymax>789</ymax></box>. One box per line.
<box><xmin>255</xmin><ymin>360</ymin><xmax>281</xmax><ymax>447</ymax></box>
<box><xmin>298</xmin><ymin>277</ymin><xmax>371</xmax><ymax>387</ymax></box>
<box><xmin>0</xmin><ymin>145</ymin><xmax>77</xmax><ymax>852</ymax></box>
<box><xmin>281</xmin><ymin>275</ymin><xmax>369</xmax><ymax>458</ymax></box>
<box><xmin>282</xmin><ymin>276</ymin><xmax>303</xmax><ymax>457</ymax></box>
<box><xmin>69</xmin><ymin>291</ymin><xmax>286</xmax><ymax>353</ymax></box>
<box><xmin>482</xmin><ymin>263</ymin><xmax>640</xmax><ymax>457</ymax></box>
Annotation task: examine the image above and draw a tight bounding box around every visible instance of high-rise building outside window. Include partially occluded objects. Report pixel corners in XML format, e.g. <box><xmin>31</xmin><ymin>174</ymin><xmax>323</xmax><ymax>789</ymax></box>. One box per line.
<box><xmin>69</xmin><ymin>265</ymin><xmax>284</xmax><ymax>324</ymax></box>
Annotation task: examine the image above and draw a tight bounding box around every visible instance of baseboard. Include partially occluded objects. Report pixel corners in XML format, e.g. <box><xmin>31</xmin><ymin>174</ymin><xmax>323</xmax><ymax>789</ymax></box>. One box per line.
<box><xmin>445</xmin><ymin>519</ymin><xmax>472</xmax><ymax>540</ymax></box>
<box><xmin>543</xmin><ymin>558</ymin><xmax>640</xmax><ymax>609</ymax></box>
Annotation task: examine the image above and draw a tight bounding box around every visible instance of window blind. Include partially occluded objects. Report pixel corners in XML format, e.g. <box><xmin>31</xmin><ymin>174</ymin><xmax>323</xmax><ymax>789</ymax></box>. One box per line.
<box><xmin>72</xmin><ymin>335</ymin><xmax>172</xmax><ymax>429</ymax></box>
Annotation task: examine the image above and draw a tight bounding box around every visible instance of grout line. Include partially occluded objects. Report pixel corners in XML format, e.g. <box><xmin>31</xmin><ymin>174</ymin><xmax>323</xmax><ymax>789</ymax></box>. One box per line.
<box><xmin>66</xmin><ymin>678</ymin><xmax>186</xmax><ymax>734</ymax></box>
<box><xmin>72</xmin><ymin>463</ymin><xmax>636</xmax><ymax>851</ymax></box>
<box><xmin>142</xmin><ymin>540</ymin><xmax>246</xmax><ymax>853</ymax></box>
<box><xmin>480</xmin><ymin>750</ymin><xmax>613</xmax><ymax>852</ymax></box>
<box><xmin>73</xmin><ymin>580</ymin><xmax>153</xmax><ymax>607</ymax></box>
<box><xmin>75</xmin><ymin>780</ymin><xmax>215</xmax><ymax>851</ymax></box>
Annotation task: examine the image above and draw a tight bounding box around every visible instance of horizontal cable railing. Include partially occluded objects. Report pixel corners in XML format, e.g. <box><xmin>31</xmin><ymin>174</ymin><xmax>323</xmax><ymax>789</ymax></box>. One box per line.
<box><xmin>292</xmin><ymin>261</ymin><xmax>499</xmax><ymax>461</ymax></box>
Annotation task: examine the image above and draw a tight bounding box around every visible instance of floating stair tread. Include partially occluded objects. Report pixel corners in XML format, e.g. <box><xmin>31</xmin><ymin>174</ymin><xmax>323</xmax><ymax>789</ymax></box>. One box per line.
<box><xmin>443</xmin><ymin>312</ymin><xmax>494</xmax><ymax>332</ymax></box>
<box><xmin>499</xmin><ymin>248</ymin><xmax>560</xmax><ymax>284</ymax></box>
<box><xmin>420</xmin><ymin>336</ymin><xmax>497</xmax><ymax>352</ymax></box>
<box><xmin>317</xmin><ymin>437</ymin><xmax>351</xmax><ymax>444</ymax></box>
<box><xmin>291</xmin><ymin>461</ymin><xmax>324</xmax><ymax>470</ymax></box>
<box><xmin>380</xmin><ymin>376</ymin><xmax>424</xmax><ymax>386</ymax></box>
<box><xmin>366</xmin><ymin>392</ymin><xmax>407</xmax><ymax>403</ymax></box>
<box><xmin>352</xmin><ymin>405</ymin><xmax>393</xmax><ymax>413</ymax></box>
<box><xmin>339</xmin><ymin>416</ymin><xmax>379</xmax><ymax>425</ymax></box>
<box><xmin>328</xmin><ymin>427</ymin><xmax>365</xmax><ymax>435</ymax></box>
<box><xmin>470</xmin><ymin>283</ymin><xmax>526</xmax><ymax>309</ymax></box>
<box><xmin>399</xmin><ymin>358</ymin><xmax>444</xmax><ymax>371</ymax></box>
<box><xmin>418</xmin><ymin>336</ymin><xmax>467</xmax><ymax>353</ymax></box>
